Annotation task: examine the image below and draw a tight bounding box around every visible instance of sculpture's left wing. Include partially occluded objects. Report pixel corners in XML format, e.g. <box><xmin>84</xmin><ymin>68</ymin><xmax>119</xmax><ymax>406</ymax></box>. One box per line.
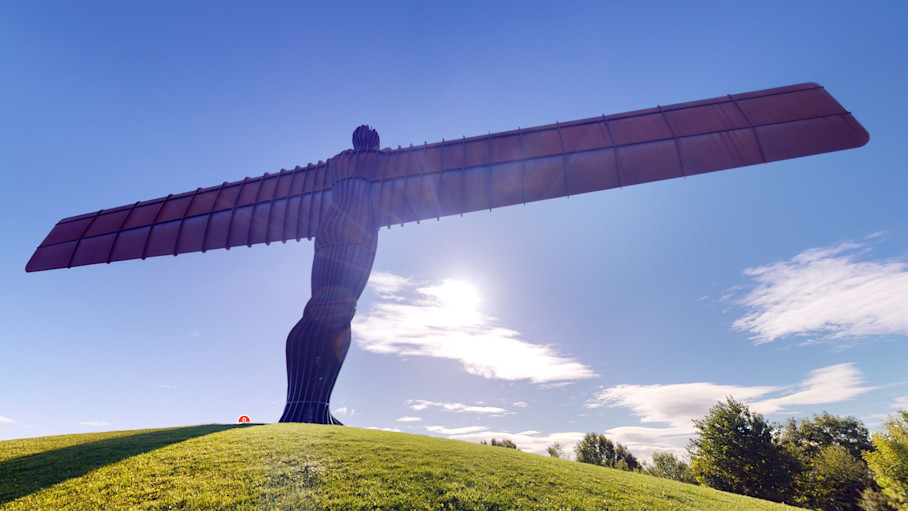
<box><xmin>369</xmin><ymin>83</ymin><xmax>869</xmax><ymax>227</ymax></box>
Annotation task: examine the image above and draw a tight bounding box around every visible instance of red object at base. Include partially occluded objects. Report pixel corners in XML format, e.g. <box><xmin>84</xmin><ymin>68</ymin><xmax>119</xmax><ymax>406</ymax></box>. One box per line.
<box><xmin>238</xmin><ymin>415</ymin><xmax>250</xmax><ymax>423</ymax></box>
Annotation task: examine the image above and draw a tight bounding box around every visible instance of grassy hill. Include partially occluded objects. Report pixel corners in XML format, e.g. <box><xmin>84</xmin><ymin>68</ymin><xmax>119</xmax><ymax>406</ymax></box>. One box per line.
<box><xmin>0</xmin><ymin>424</ymin><xmax>802</xmax><ymax>510</ymax></box>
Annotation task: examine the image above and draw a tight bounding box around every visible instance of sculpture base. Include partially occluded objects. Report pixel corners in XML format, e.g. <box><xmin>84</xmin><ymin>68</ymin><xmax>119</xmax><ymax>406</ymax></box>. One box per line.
<box><xmin>279</xmin><ymin>400</ymin><xmax>343</xmax><ymax>425</ymax></box>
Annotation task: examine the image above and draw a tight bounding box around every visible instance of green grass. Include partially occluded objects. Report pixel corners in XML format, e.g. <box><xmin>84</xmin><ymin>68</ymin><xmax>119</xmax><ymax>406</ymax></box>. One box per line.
<box><xmin>1</xmin><ymin>424</ymin><xmax>802</xmax><ymax>510</ymax></box>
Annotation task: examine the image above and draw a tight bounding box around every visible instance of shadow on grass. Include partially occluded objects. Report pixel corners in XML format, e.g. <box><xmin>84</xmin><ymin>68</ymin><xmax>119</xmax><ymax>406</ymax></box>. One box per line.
<box><xmin>0</xmin><ymin>424</ymin><xmax>255</xmax><ymax>504</ymax></box>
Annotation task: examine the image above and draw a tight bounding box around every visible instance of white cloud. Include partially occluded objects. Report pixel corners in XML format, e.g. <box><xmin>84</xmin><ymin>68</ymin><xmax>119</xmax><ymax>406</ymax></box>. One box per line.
<box><xmin>367</xmin><ymin>271</ymin><xmax>413</xmax><ymax>301</ymax></box>
<box><xmin>333</xmin><ymin>407</ymin><xmax>355</xmax><ymax>416</ymax></box>
<box><xmin>512</xmin><ymin>402</ymin><xmax>528</xmax><ymax>408</ymax></box>
<box><xmin>153</xmin><ymin>383</ymin><xmax>177</xmax><ymax>389</ymax></box>
<box><xmin>732</xmin><ymin>240</ymin><xmax>908</xmax><ymax>344</ymax></box>
<box><xmin>590</xmin><ymin>363</ymin><xmax>873</xmax><ymax>460</ymax></box>
<box><xmin>78</xmin><ymin>421</ymin><xmax>109</xmax><ymax>426</ymax></box>
<box><xmin>0</xmin><ymin>415</ymin><xmax>16</xmax><ymax>424</ymax></box>
<box><xmin>396</xmin><ymin>416</ymin><xmax>422</xmax><ymax>422</ymax></box>
<box><xmin>353</xmin><ymin>273</ymin><xmax>596</xmax><ymax>383</ymax></box>
<box><xmin>407</xmin><ymin>399</ymin><xmax>512</xmax><ymax>415</ymax></box>
<box><xmin>588</xmin><ymin>382</ymin><xmax>777</xmax><ymax>428</ymax></box>
<box><xmin>425</xmin><ymin>425</ymin><xmax>489</xmax><ymax>435</ymax></box>
<box><xmin>426</xmin><ymin>425</ymin><xmax>586</xmax><ymax>456</ymax></box>
<box><xmin>752</xmin><ymin>363</ymin><xmax>875</xmax><ymax>415</ymax></box>
<box><xmin>366</xmin><ymin>426</ymin><xmax>402</xmax><ymax>432</ymax></box>
<box><xmin>892</xmin><ymin>396</ymin><xmax>908</xmax><ymax>410</ymax></box>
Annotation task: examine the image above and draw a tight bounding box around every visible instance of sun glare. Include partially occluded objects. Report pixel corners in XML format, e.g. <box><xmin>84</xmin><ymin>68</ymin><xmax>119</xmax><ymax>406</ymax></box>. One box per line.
<box><xmin>429</xmin><ymin>280</ymin><xmax>480</xmax><ymax>312</ymax></box>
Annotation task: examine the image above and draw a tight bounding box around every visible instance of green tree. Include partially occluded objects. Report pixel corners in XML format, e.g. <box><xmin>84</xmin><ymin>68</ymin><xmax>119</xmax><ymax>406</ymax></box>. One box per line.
<box><xmin>795</xmin><ymin>444</ymin><xmax>872</xmax><ymax>511</ymax></box>
<box><xmin>546</xmin><ymin>441</ymin><xmax>566</xmax><ymax>459</ymax></box>
<box><xmin>864</xmin><ymin>411</ymin><xmax>908</xmax><ymax>511</ymax></box>
<box><xmin>688</xmin><ymin>397</ymin><xmax>796</xmax><ymax>503</ymax></box>
<box><xmin>488</xmin><ymin>438</ymin><xmax>518</xmax><ymax>449</ymax></box>
<box><xmin>778</xmin><ymin>412</ymin><xmax>874</xmax><ymax>510</ymax></box>
<box><xmin>615</xmin><ymin>442</ymin><xmax>640</xmax><ymax>471</ymax></box>
<box><xmin>646</xmin><ymin>452</ymin><xmax>694</xmax><ymax>483</ymax></box>
<box><xmin>779</xmin><ymin>412</ymin><xmax>873</xmax><ymax>460</ymax></box>
<box><xmin>574</xmin><ymin>433</ymin><xmax>638</xmax><ymax>469</ymax></box>
<box><xmin>575</xmin><ymin>432</ymin><xmax>615</xmax><ymax>466</ymax></box>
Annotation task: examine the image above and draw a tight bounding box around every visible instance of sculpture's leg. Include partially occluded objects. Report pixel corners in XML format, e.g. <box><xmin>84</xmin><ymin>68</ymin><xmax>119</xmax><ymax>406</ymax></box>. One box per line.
<box><xmin>279</xmin><ymin>240</ymin><xmax>376</xmax><ymax>424</ymax></box>
<box><xmin>278</xmin><ymin>297</ymin><xmax>354</xmax><ymax>424</ymax></box>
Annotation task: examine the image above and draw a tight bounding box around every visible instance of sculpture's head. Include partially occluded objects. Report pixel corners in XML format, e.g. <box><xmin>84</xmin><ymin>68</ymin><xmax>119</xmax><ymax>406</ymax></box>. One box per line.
<box><xmin>352</xmin><ymin>125</ymin><xmax>380</xmax><ymax>151</ymax></box>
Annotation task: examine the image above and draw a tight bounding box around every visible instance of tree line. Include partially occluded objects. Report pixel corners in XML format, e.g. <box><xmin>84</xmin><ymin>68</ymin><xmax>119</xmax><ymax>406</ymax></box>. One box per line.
<box><xmin>537</xmin><ymin>399</ymin><xmax>908</xmax><ymax>511</ymax></box>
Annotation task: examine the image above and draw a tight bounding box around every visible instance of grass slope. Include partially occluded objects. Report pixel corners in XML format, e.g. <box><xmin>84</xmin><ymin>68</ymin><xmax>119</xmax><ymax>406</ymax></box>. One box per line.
<box><xmin>1</xmin><ymin>424</ymin><xmax>802</xmax><ymax>510</ymax></box>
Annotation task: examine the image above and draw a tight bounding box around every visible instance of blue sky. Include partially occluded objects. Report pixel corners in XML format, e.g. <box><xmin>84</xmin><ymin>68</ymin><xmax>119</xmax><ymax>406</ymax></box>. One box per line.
<box><xmin>2</xmin><ymin>2</ymin><xmax>906</xmax><ymax>459</ymax></box>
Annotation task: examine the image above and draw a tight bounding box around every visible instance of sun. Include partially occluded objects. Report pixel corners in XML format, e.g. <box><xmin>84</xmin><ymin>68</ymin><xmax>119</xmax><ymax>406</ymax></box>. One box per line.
<box><xmin>422</xmin><ymin>279</ymin><xmax>482</xmax><ymax>327</ymax></box>
<box><xmin>430</xmin><ymin>280</ymin><xmax>480</xmax><ymax>312</ymax></box>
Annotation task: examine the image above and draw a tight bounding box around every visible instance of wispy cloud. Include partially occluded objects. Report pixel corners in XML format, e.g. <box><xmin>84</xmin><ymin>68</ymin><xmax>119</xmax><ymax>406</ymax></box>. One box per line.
<box><xmin>77</xmin><ymin>421</ymin><xmax>109</xmax><ymax>426</ymax></box>
<box><xmin>590</xmin><ymin>363</ymin><xmax>874</xmax><ymax>460</ymax></box>
<box><xmin>353</xmin><ymin>272</ymin><xmax>596</xmax><ymax>383</ymax></box>
<box><xmin>333</xmin><ymin>407</ymin><xmax>355</xmax><ymax>416</ymax></box>
<box><xmin>425</xmin><ymin>425</ymin><xmax>489</xmax><ymax>435</ymax></box>
<box><xmin>396</xmin><ymin>416</ymin><xmax>422</xmax><ymax>422</ymax></box>
<box><xmin>892</xmin><ymin>396</ymin><xmax>908</xmax><ymax>410</ymax></box>
<box><xmin>407</xmin><ymin>399</ymin><xmax>512</xmax><ymax>415</ymax></box>
<box><xmin>0</xmin><ymin>415</ymin><xmax>16</xmax><ymax>424</ymax></box>
<box><xmin>422</xmin><ymin>424</ymin><xmax>585</xmax><ymax>456</ymax></box>
<box><xmin>153</xmin><ymin>383</ymin><xmax>178</xmax><ymax>389</ymax></box>
<box><xmin>732</xmin><ymin>240</ymin><xmax>908</xmax><ymax>344</ymax></box>
<box><xmin>512</xmin><ymin>402</ymin><xmax>528</xmax><ymax>408</ymax></box>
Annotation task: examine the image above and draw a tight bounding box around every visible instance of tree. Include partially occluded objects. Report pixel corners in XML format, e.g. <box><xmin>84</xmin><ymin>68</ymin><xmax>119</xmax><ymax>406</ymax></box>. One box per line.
<box><xmin>864</xmin><ymin>411</ymin><xmax>908</xmax><ymax>511</ymax></box>
<box><xmin>615</xmin><ymin>442</ymin><xmax>640</xmax><ymax>471</ymax></box>
<box><xmin>575</xmin><ymin>432</ymin><xmax>615</xmax><ymax>466</ymax></box>
<box><xmin>795</xmin><ymin>444</ymin><xmax>873</xmax><ymax>511</ymax></box>
<box><xmin>488</xmin><ymin>438</ymin><xmax>518</xmax><ymax>449</ymax></box>
<box><xmin>688</xmin><ymin>397</ymin><xmax>796</xmax><ymax>503</ymax></box>
<box><xmin>646</xmin><ymin>452</ymin><xmax>694</xmax><ymax>483</ymax></box>
<box><xmin>546</xmin><ymin>441</ymin><xmax>567</xmax><ymax>459</ymax></box>
<box><xmin>778</xmin><ymin>412</ymin><xmax>874</xmax><ymax>510</ymax></box>
<box><xmin>779</xmin><ymin>412</ymin><xmax>873</xmax><ymax>461</ymax></box>
<box><xmin>574</xmin><ymin>432</ymin><xmax>638</xmax><ymax>470</ymax></box>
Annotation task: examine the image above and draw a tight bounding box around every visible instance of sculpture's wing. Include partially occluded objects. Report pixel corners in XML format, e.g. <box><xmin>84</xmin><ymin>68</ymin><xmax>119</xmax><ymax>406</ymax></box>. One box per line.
<box><xmin>370</xmin><ymin>82</ymin><xmax>869</xmax><ymax>227</ymax></box>
<box><xmin>26</xmin><ymin>162</ymin><xmax>331</xmax><ymax>272</ymax></box>
<box><xmin>28</xmin><ymin>82</ymin><xmax>868</xmax><ymax>272</ymax></box>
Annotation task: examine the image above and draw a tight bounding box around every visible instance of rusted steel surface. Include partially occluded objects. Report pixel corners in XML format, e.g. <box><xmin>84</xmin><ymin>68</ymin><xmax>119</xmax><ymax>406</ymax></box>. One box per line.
<box><xmin>26</xmin><ymin>83</ymin><xmax>868</xmax><ymax>273</ymax></box>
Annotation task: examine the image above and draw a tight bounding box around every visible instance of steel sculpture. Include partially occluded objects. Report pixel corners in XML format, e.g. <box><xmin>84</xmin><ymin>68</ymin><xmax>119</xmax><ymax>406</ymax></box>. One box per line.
<box><xmin>27</xmin><ymin>83</ymin><xmax>869</xmax><ymax>424</ymax></box>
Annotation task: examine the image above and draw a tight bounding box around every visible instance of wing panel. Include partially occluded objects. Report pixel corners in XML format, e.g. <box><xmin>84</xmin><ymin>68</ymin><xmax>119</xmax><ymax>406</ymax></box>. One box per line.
<box><xmin>185</xmin><ymin>189</ymin><xmax>219</xmax><ymax>217</ymax></box>
<box><xmin>462</xmin><ymin>165</ymin><xmax>491</xmax><ymax>212</ymax></box>
<box><xmin>226</xmin><ymin>205</ymin><xmax>254</xmax><ymax>248</ymax></box>
<box><xmin>737</xmin><ymin>86</ymin><xmax>845</xmax><ymax>126</ymax></box>
<box><xmin>26</xmin><ymin>241</ymin><xmax>78</xmax><ymax>272</ymax></box>
<box><xmin>617</xmin><ymin>139</ymin><xmax>684</xmax><ymax>186</ymax></box>
<box><xmin>39</xmin><ymin>217</ymin><xmax>94</xmax><ymax>247</ymax></box>
<box><xmin>145</xmin><ymin>220</ymin><xmax>181</xmax><ymax>258</ymax></box>
<box><xmin>110</xmin><ymin>227</ymin><xmax>150</xmax><ymax>262</ymax></box>
<box><xmin>664</xmin><ymin>102</ymin><xmax>750</xmax><ymax>137</ymax></box>
<box><xmin>491</xmin><ymin>161</ymin><xmax>524</xmax><ymax>208</ymax></box>
<box><xmin>679</xmin><ymin>128</ymin><xmax>764</xmax><ymax>176</ymax></box>
<box><xmin>565</xmin><ymin>148</ymin><xmax>620</xmax><ymax>196</ymax></box>
<box><xmin>122</xmin><ymin>202</ymin><xmax>163</xmax><ymax>230</ymax></box>
<box><xmin>757</xmin><ymin>114</ymin><xmax>869</xmax><ymax>162</ymax></box>
<box><xmin>176</xmin><ymin>215</ymin><xmax>208</xmax><ymax>254</ymax></box>
<box><xmin>71</xmin><ymin>233</ymin><xmax>117</xmax><ymax>267</ymax></box>
<box><xmin>524</xmin><ymin>155</ymin><xmax>565</xmax><ymax>203</ymax></box>
<box><xmin>267</xmin><ymin>198</ymin><xmax>289</xmax><ymax>243</ymax></box>
<box><xmin>84</xmin><ymin>209</ymin><xmax>131</xmax><ymax>238</ymax></box>
<box><xmin>561</xmin><ymin>122</ymin><xmax>611</xmax><ymax>152</ymax></box>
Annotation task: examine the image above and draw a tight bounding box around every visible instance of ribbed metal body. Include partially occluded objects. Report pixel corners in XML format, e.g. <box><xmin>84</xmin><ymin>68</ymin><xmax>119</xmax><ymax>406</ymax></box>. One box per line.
<box><xmin>279</xmin><ymin>150</ymin><xmax>378</xmax><ymax>424</ymax></box>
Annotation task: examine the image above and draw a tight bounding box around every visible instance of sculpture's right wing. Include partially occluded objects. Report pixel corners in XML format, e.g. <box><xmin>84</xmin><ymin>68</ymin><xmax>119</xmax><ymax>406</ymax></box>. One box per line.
<box><xmin>370</xmin><ymin>83</ymin><xmax>869</xmax><ymax>227</ymax></box>
<box><xmin>26</xmin><ymin>162</ymin><xmax>332</xmax><ymax>272</ymax></box>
